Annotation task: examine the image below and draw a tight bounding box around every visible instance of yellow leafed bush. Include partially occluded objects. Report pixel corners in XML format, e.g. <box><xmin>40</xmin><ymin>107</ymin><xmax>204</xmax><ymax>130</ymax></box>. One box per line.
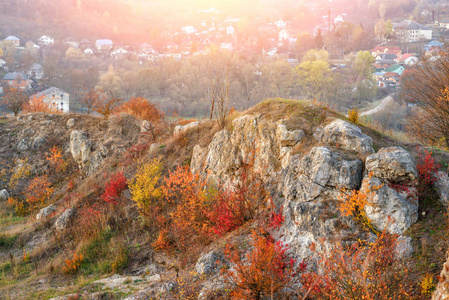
<box><xmin>129</xmin><ymin>157</ymin><xmax>163</xmax><ymax>215</ymax></box>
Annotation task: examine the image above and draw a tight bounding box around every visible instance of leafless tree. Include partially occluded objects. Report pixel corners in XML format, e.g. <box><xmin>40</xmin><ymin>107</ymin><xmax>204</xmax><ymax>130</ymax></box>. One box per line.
<box><xmin>1</xmin><ymin>86</ymin><xmax>28</xmax><ymax>116</ymax></box>
<box><xmin>401</xmin><ymin>54</ymin><xmax>449</xmax><ymax>147</ymax></box>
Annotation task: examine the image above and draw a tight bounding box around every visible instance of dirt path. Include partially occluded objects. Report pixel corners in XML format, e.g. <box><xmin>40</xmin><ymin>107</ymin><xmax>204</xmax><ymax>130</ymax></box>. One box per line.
<box><xmin>360</xmin><ymin>95</ymin><xmax>394</xmax><ymax>116</ymax></box>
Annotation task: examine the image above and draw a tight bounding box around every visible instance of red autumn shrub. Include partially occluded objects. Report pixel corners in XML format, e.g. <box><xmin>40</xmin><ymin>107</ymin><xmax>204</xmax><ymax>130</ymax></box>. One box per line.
<box><xmin>77</xmin><ymin>204</ymin><xmax>104</xmax><ymax>240</ymax></box>
<box><xmin>25</xmin><ymin>175</ymin><xmax>54</xmax><ymax>208</ymax></box>
<box><xmin>209</xmin><ymin>190</ymin><xmax>246</xmax><ymax>236</ymax></box>
<box><xmin>417</xmin><ymin>147</ymin><xmax>440</xmax><ymax>188</ymax></box>
<box><xmin>223</xmin><ymin>228</ymin><xmax>296</xmax><ymax>299</ymax></box>
<box><xmin>101</xmin><ymin>172</ymin><xmax>128</xmax><ymax>205</ymax></box>
<box><xmin>268</xmin><ymin>204</ymin><xmax>285</xmax><ymax>230</ymax></box>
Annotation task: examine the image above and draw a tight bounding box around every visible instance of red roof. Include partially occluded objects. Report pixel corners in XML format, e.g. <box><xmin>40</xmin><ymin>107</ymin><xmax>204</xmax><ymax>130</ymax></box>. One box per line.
<box><xmin>384</xmin><ymin>72</ymin><xmax>400</xmax><ymax>77</ymax></box>
<box><xmin>398</xmin><ymin>53</ymin><xmax>412</xmax><ymax>61</ymax></box>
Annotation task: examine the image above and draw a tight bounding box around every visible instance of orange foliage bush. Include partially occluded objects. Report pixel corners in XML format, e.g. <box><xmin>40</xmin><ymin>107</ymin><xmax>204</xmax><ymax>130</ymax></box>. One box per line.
<box><xmin>46</xmin><ymin>146</ymin><xmax>68</xmax><ymax>173</ymax></box>
<box><xmin>301</xmin><ymin>226</ymin><xmax>412</xmax><ymax>300</ymax></box>
<box><xmin>63</xmin><ymin>252</ymin><xmax>84</xmax><ymax>275</ymax></box>
<box><xmin>23</xmin><ymin>95</ymin><xmax>59</xmax><ymax>113</ymax></box>
<box><xmin>116</xmin><ymin>96</ymin><xmax>164</xmax><ymax>122</ymax></box>
<box><xmin>223</xmin><ymin>228</ymin><xmax>296</xmax><ymax>299</ymax></box>
<box><xmin>25</xmin><ymin>175</ymin><xmax>54</xmax><ymax>208</ymax></box>
<box><xmin>152</xmin><ymin>229</ymin><xmax>171</xmax><ymax>251</ymax></box>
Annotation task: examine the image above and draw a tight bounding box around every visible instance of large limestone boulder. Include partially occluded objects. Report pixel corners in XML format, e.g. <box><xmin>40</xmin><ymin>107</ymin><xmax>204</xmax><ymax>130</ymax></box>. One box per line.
<box><xmin>365</xmin><ymin>146</ymin><xmax>417</xmax><ymax>184</ymax></box>
<box><xmin>435</xmin><ymin>171</ymin><xmax>449</xmax><ymax>207</ymax></box>
<box><xmin>70</xmin><ymin>131</ymin><xmax>92</xmax><ymax>166</ymax></box>
<box><xmin>276</xmin><ymin>123</ymin><xmax>305</xmax><ymax>147</ymax></box>
<box><xmin>280</xmin><ymin>147</ymin><xmax>363</xmax><ymax>203</ymax></box>
<box><xmin>192</xmin><ymin>115</ymin><xmax>280</xmax><ymax>183</ymax></box>
<box><xmin>313</xmin><ymin>119</ymin><xmax>374</xmax><ymax>154</ymax></box>
<box><xmin>362</xmin><ymin>176</ymin><xmax>418</xmax><ymax>235</ymax></box>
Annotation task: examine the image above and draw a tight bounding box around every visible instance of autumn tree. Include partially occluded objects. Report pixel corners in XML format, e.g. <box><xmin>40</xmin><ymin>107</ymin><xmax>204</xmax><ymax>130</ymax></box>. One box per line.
<box><xmin>93</xmin><ymin>95</ymin><xmax>122</xmax><ymax>119</ymax></box>
<box><xmin>23</xmin><ymin>95</ymin><xmax>59</xmax><ymax>113</ymax></box>
<box><xmin>79</xmin><ymin>88</ymin><xmax>101</xmax><ymax>114</ymax></box>
<box><xmin>1</xmin><ymin>87</ymin><xmax>29</xmax><ymax>115</ymax></box>
<box><xmin>401</xmin><ymin>56</ymin><xmax>449</xmax><ymax>147</ymax></box>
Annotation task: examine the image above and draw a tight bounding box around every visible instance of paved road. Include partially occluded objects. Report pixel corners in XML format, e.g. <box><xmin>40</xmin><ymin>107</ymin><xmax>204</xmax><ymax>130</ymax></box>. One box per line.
<box><xmin>360</xmin><ymin>95</ymin><xmax>394</xmax><ymax>116</ymax></box>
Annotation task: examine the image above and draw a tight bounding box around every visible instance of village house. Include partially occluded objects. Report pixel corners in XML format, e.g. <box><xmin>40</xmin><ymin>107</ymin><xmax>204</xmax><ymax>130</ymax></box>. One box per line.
<box><xmin>3</xmin><ymin>36</ymin><xmax>20</xmax><ymax>47</ymax></box>
<box><xmin>79</xmin><ymin>39</ymin><xmax>92</xmax><ymax>49</ymax></box>
<box><xmin>95</xmin><ymin>39</ymin><xmax>113</xmax><ymax>51</ymax></box>
<box><xmin>26</xmin><ymin>41</ymin><xmax>40</xmax><ymax>50</ymax></box>
<box><xmin>37</xmin><ymin>35</ymin><xmax>54</xmax><ymax>46</ymax></box>
<box><xmin>32</xmin><ymin>87</ymin><xmax>70</xmax><ymax>113</ymax></box>
<box><xmin>275</xmin><ymin>19</ymin><xmax>287</xmax><ymax>28</ymax></box>
<box><xmin>1</xmin><ymin>72</ymin><xmax>30</xmax><ymax>90</ymax></box>
<box><xmin>28</xmin><ymin>63</ymin><xmax>44</xmax><ymax>80</ymax></box>
<box><xmin>226</xmin><ymin>24</ymin><xmax>235</xmax><ymax>36</ymax></box>
<box><xmin>371</xmin><ymin>46</ymin><xmax>402</xmax><ymax>58</ymax></box>
<box><xmin>64</xmin><ymin>37</ymin><xmax>79</xmax><ymax>49</ymax></box>
<box><xmin>110</xmin><ymin>47</ymin><xmax>128</xmax><ymax>59</ymax></box>
<box><xmin>424</xmin><ymin>40</ymin><xmax>444</xmax><ymax>55</ymax></box>
<box><xmin>394</xmin><ymin>20</ymin><xmax>432</xmax><ymax>43</ymax></box>
<box><xmin>84</xmin><ymin>48</ymin><xmax>94</xmax><ymax>56</ymax></box>
<box><xmin>395</xmin><ymin>53</ymin><xmax>418</xmax><ymax>65</ymax></box>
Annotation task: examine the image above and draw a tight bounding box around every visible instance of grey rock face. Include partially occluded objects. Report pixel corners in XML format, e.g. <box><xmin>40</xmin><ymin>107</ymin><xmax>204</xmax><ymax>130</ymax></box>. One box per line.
<box><xmin>54</xmin><ymin>208</ymin><xmax>74</xmax><ymax>231</ymax></box>
<box><xmin>70</xmin><ymin>130</ymin><xmax>92</xmax><ymax>166</ymax></box>
<box><xmin>280</xmin><ymin>147</ymin><xmax>363</xmax><ymax>203</ymax></box>
<box><xmin>362</xmin><ymin>176</ymin><xmax>418</xmax><ymax>234</ymax></box>
<box><xmin>195</xmin><ymin>251</ymin><xmax>223</xmax><ymax>276</ymax></box>
<box><xmin>395</xmin><ymin>235</ymin><xmax>413</xmax><ymax>259</ymax></box>
<box><xmin>276</xmin><ymin>123</ymin><xmax>305</xmax><ymax>147</ymax></box>
<box><xmin>435</xmin><ymin>171</ymin><xmax>449</xmax><ymax>207</ymax></box>
<box><xmin>0</xmin><ymin>189</ymin><xmax>10</xmax><ymax>201</ymax></box>
<box><xmin>36</xmin><ymin>204</ymin><xmax>57</xmax><ymax>220</ymax></box>
<box><xmin>313</xmin><ymin>119</ymin><xmax>374</xmax><ymax>154</ymax></box>
<box><xmin>365</xmin><ymin>146</ymin><xmax>418</xmax><ymax>184</ymax></box>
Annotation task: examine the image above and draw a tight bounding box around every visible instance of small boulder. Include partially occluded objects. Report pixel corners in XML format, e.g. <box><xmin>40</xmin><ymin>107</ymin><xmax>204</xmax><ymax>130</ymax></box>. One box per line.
<box><xmin>54</xmin><ymin>209</ymin><xmax>74</xmax><ymax>231</ymax></box>
<box><xmin>66</xmin><ymin>118</ymin><xmax>76</xmax><ymax>128</ymax></box>
<box><xmin>160</xmin><ymin>281</ymin><xmax>176</xmax><ymax>293</ymax></box>
<box><xmin>365</xmin><ymin>147</ymin><xmax>417</xmax><ymax>185</ymax></box>
<box><xmin>174</xmin><ymin>121</ymin><xmax>199</xmax><ymax>135</ymax></box>
<box><xmin>195</xmin><ymin>251</ymin><xmax>223</xmax><ymax>276</ymax></box>
<box><xmin>362</xmin><ymin>176</ymin><xmax>418</xmax><ymax>235</ymax></box>
<box><xmin>313</xmin><ymin>119</ymin><xmax>374</xmax><ymax>154</ymax></box>
<box><xmin>36</xmin><ymin>204</ymin><xmax>57</xmax><ymax>220</ymax></box>
<box><xmin>435</xmin><ymin>171</ymin><xmax>449</xmax><ymax>207</ymax></box>
<box><xmin>140</xmin><ymin>120</ymin><xmax>152</xmax><ymax>133</ymax></box>
<box><xmin>17</xmin><ymin>139</ymin><xmax>29</xmax><ymax>151</ymax></box>
<box><xmin>0</xmin><ymin>189</ymin><xmax>10</xmax><ymax>201</ymax></box>
<box><xmin>32</xmin><ymin>136</ymin><xmax>46</xmax><ymax>149</ymax></box>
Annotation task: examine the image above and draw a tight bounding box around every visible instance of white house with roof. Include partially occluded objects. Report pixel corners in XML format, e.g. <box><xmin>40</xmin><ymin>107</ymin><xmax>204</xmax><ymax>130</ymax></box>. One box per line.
<box><xmin>26</xmin><ymin>41</ymin><xmax>40</xmax><ymax>50</ymax></box>
<box><xmin>394</xmin><ymin>20</ymin><xmax>432</xmax><ymax>43</ymax></box>
<box><xmin>95</xmin><ymin>39</ymin><xmax>113</xmax><ymax>51</ymax></box>
<box><xmin>279</xmin><ymin>29</ymin><xmax>290</xmax><ymax>42</ymax></box>
<box><xmin>110</xmin><ymin>47</ymin><xmax>128</xmax><ymax>59</ymax></box>
<box><xmin>84</xmin><ymin>48</ymin><xmax>94</xmax><ymax>56</ymax></box>
<box><xmin>182</xmin><ymin>26</ymin><xmax>197</xmax><ymax>35</ymax></box>
<box><xmin>275</xmin><ymin>19</ymin><xmax>287</xmax><ymax>28</ymax></box>
<box><xmin>32</xmin><ymin>87</ymin><xmax>70</xmax><ymax>113</ymax></box>
<box><xmin>37</xmin><ymin>35</ymin><xmax>54</xmax><ymax>46</ymax></box>
<box><xmin>3</xmin><ymin>36</ymin><xmax>20</xmax><ymax>46</ymax></box>
<box><xmin>226</xmin><ymin>24</ymin><xmax>235</xmax><ymax>36</ymax></box>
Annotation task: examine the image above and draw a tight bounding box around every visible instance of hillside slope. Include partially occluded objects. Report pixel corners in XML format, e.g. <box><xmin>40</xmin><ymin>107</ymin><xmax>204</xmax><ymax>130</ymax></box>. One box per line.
<box><xmin>0</xmin><ymin>99</ymin><xmax>448</xmax><ymax>299</ymax></box>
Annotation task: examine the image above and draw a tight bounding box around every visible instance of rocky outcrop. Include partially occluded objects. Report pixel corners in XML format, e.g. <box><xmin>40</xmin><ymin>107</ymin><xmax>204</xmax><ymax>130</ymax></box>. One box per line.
<box><xmin>313</xmin><ymin>119</ymin><xmax>374</xmax><ymax>154</ymax></box>
<box><xmin>17</xmin><ymin>139</ymin><xmax>29</xmax><ymax>151</ymax></box>
<box><xmin>69</xmin><ymin>130</ymin><xmax>109</xmax><ymax>176</ymax></box>
<box><xmin>32</xmin><ymin>136</ymin><xmax>46</xmax><ymax>149</ymax></box>
<box><xmin>70</xmin><ymin>130</ymin><xmax>92</xmax><ymax>166</ymax></box>
<box><xmin>195</xmin><ymin>251</ymin><xmax>223</xmax><ymax>276</ymax></box>
<box><xmin>191</xmin><ymin>115</ymin><xmax>305</xmax><ymax>183</ymax></box>
<box><xmin>433</xmin><ymin>259</ymin><xmax>449</xmax><ymax>300</ymax></box>
<box><xmin>0</xmin><ymin>189</ymin><xmax>10</xmax><ymax>201</ymax></box>
<box><xmin>280</xmin><ymin>147</ymin><xmax>363</xmax><ymax>203</ymax></box>
<box><xmin>36</xmin><ymin>204</ymin><xmax>57</xmax><ymax>220</ymax></box>
<box><xmin>365</xmin><ymin>146</ymin><xmax>417</xmax><ymax>184</ymax></box>
<box><xmin>362</xmin><ymin>176</ymin><xmax>418</xmax><ymax>234</ymax></box>
<box><xmin>54</xmin><ymin>208</ymin><xmax>74</xmax><ymax>231</ymax></box>
<box><xmin>435</xmin><ymin>171</ymin><xmax>449</xmax><ymax>207</ymax></box>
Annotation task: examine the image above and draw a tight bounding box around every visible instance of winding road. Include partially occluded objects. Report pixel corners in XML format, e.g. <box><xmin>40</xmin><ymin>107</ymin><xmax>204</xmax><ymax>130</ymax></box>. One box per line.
<box><xmin>360</xmin><ymin>95</ymin><xmax>394</xmax><ymax>116</ymax></box>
